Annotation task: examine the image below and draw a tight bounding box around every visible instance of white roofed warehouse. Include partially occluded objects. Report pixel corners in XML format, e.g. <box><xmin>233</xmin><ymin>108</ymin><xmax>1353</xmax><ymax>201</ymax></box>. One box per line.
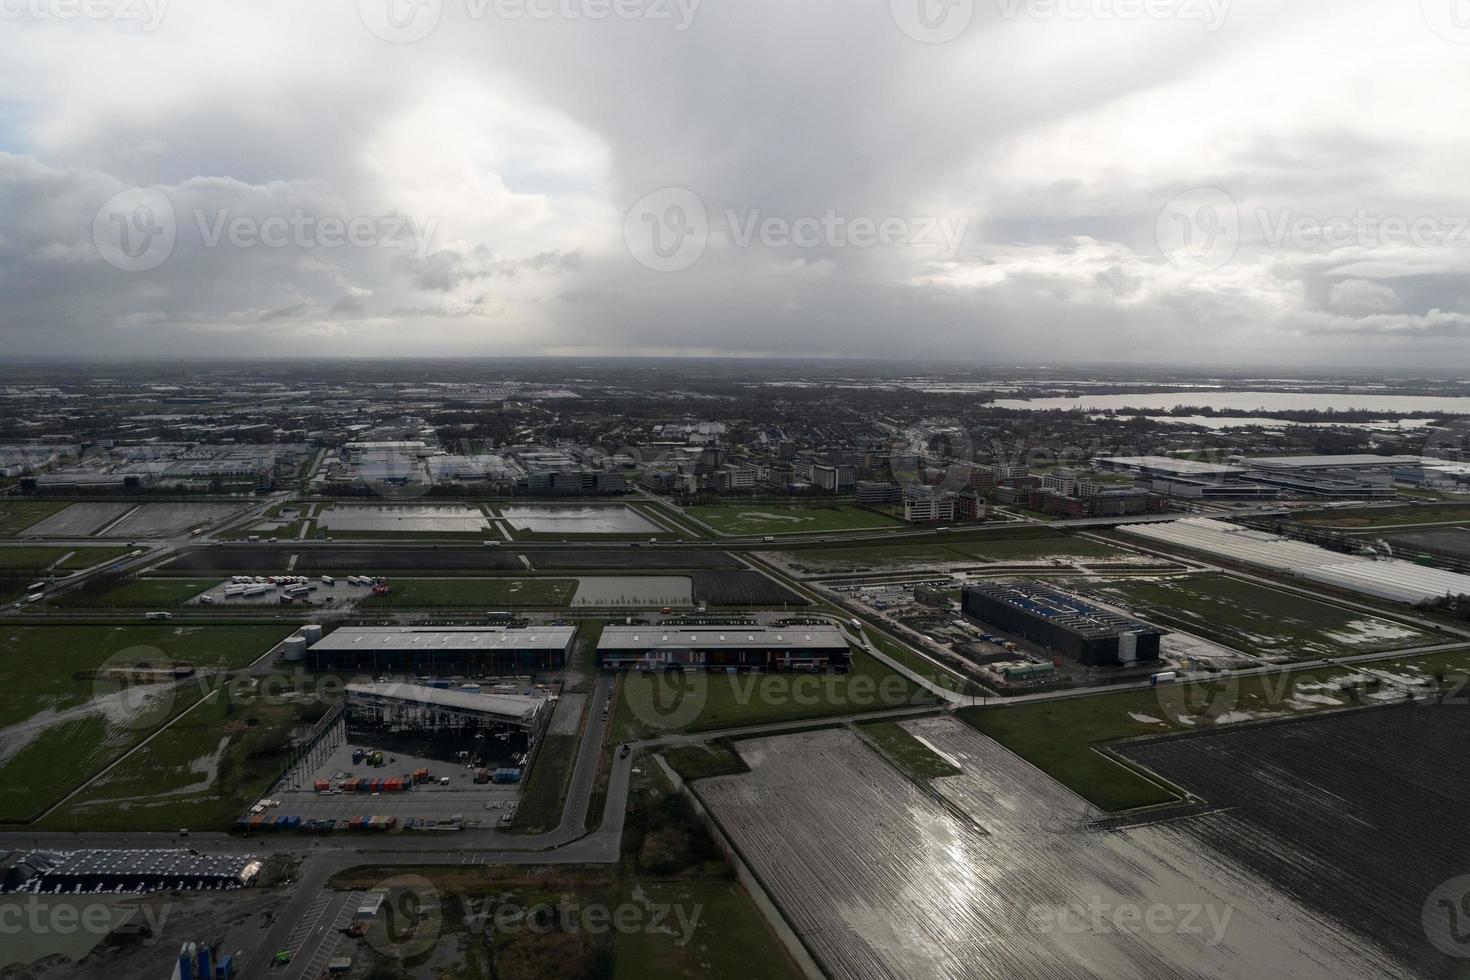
<box><xmin>344</xmin><ymin>682</ymin><xmax>547</xmax><ymax>734</ymax></box>
<box><xmin>305</xmin><ymin>625</ymin><xmax>575</xmax><ymax>674</ymax></box>
<box><xmin>597</xmin><ymin>623</ymin><xmax>852</xmax><ymax>672</ymax></box>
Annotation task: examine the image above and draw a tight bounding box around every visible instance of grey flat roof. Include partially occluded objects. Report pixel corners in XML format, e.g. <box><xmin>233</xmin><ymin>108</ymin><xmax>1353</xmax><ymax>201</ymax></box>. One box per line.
<box><xmin>312</xmin><ymin>626</ymin><xmax>575</xmax><ymax>653</ymax></box>
<box><xmin>599</xmin><ymin>624</ymin><xmax>849</xmax><ymax>650</ymax></box>
<box><xmin>346</xmin><ymin>682</ymin><xmax>543</xmax><ymax>721</ymax></box>
<box><xmin>1242</xmin><ymin>454</ymin><xmax>1424</xmax><ymax>470</ymax></box>
<box><xmin>1096</xmin><ymin>456</ymin><xmax>1244</xmax><ymax>477</ymax></box>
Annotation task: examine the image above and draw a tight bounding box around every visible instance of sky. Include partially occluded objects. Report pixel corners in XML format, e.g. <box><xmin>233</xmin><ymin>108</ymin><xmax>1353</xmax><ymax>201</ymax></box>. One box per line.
<box><xmin>2</xmin><ymin>0</ymin><xmax>1469</xmax><ymax>365</ymax></box>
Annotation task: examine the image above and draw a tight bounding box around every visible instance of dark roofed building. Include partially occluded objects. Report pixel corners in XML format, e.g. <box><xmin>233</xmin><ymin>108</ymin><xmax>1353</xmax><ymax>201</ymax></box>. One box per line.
<box><xmin>962</xmin><ymin>581</ymin><xmax>1164</xmax><ymax>667</ymax></box>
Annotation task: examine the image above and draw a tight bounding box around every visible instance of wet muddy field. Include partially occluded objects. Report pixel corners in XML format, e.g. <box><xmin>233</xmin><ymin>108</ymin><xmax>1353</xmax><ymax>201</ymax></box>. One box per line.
<box><xmin>698</xmin><ymin>719</ymin><xmax>1403</xmax><ymax>979</ymax></box>
<box><xmin>1120</xmin><ymin>701</ymin><xmax>1470</xmax><ymax>978</ymax></box>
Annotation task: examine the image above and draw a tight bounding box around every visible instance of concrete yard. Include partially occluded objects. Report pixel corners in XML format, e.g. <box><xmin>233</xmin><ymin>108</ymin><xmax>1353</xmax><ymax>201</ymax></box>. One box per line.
<box><xmin>265</xmin><ymin>731</ymin><xmax>523</xmax><ymax>828</ymax></box>
<box><xmin>698</xmin><ymin>720</ymin><xmax>1403</xmax><ymax>980</ymax></box>
<box><xmin>187</xmin><ymin>578</ymin><xmax>361</xmax><ymax>609</ymax></box>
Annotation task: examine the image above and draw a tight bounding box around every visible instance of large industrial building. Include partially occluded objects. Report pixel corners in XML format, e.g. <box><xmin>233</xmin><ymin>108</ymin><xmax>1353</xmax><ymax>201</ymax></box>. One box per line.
<box><xmin>1123</xmin><ymin>517</ymin><xmax>1470</xmax><ymax>605</ymax></box>
<box><xmin>597</xmin><ymin>623</ymin><xmax>852</xmax><ymax>671</ymax></box>
<box><xmin>1094</xmin><ymin>456</ymin><xmax>1280</xmax><ymax>500</ymax></box>
<box><xmin>305</xmin><ymin>625</ymin><xmax>576</xmax><ymax>673</ymax></box>
<box><xmin>962</xmin><ymin>582</ymin><xmax>1164</xmax><ymax>667</ymax></box>
<box><xmin>3</xmin><ymin>850</ymin><xmax>262</xmax><ymax>894</ymax></box>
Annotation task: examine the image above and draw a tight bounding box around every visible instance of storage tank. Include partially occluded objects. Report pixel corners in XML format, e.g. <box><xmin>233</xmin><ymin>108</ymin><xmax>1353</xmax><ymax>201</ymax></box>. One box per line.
<box><xmin>282</xmin><ymin>637</ymin><xmax>308</xmax><ymax>662</ymax></box>
<box><xmin>301</xmin><ymin>624</ymin><xmax>324</xmax><ymax>646</ymax></box>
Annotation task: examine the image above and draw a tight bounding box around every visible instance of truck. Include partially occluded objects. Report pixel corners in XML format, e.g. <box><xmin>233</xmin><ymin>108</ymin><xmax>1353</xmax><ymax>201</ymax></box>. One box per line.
<box><xmin>144</xmin><ymin>611</ymin><xmax>173</xmax><ymax>621</ymax></box>
<box><xmin>1151</xmin><ymin>671</ymin><xmax>1179</xmax><ymax>686</ymax></box>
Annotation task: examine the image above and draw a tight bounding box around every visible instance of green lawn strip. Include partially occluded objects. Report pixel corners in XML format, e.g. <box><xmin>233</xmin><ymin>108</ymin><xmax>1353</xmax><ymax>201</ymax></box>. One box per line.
<box><xmin>507</xmin><ymin>733</ymin><xmax>580</xmax><ymax>834</ymax></box>
<box><xmin>631</xmin><ymin>502</ymin><xmax>710</xmax><ymax>539</ymax></box>
<box><xmin>0</xmin><ymin>546</ymin><xmax>130</xmax><ymax>570</ymax></box>
<box><xmin>359</xmin><ymin>577</ymin><xmax>578</xmax><ymax>608</ymax></box>
<box><xmin>957</xmin><ymin>664</ymin><xmax>1417</xmax><ymax>812</ymax></box>
<box><xmin>856</xmin><ymin>720</ymin><xmax>961</xmax><ymax>781</ymax></box>
<box><xmin>661</xmin><ymin>741</ymin><xmax>750</xmax><ymax>782</ymax></box>
<box><xmin>685</xmin><ymin>504</ymin><xmax>902</xmax><ymax>537</ymax></box>
<box><xmin>779</xmin><ymin>531</ymin><xmax>1123</xmax><ymax>570</ymax></box>
<box><xmin>1296</xmin><ymin>505</ymin><xmax>1470</xmax><ymax>529</ymax></box>
<box><xmin>865</xmin><ymin>632</ymin><xmax>973</xmax><ymax>693</ymax></box>
<box><xmin>0</xmin><ymin>501</ymin><xmax>70</xmax><ymax>537</ymax></box>
<box><xmin>1099</xmin><ymin>574</ymin><xmax>1442</xmax><ymax>659</ymax></box>
<box><xmin>612</xmin><ymin>877</ymin><xmax>804</xmax><ymax>980</ymax></box>
<box><xmin>37</xmin><ymin>686</ymin><xmax>306</xmax><ymax>832</ymax></box>
<box><xmin>0</xmin><ymin>624</ymin><xmax>296</xmax><ymax>729</ymax></box>
<box><xmin>610</xmin><ymin>648</ymin><xmax>928</xmax><ymax>742</ymax></box>
<box><xmin>59</xmin><ymin>577</ymin><xmax>217</xmax><ymax>608</ymax></box>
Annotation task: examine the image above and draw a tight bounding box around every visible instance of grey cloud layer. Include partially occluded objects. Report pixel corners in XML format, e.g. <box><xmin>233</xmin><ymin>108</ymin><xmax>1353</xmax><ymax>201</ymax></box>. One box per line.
<box><xmin>0</xmin><ymin>0</ymin><xmax>1467</xmax><ymax>364</ymax></box>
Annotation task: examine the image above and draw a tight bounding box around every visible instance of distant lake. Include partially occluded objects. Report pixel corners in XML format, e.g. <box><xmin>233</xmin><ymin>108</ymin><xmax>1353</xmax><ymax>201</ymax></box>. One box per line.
<box><xmin>992</xmin><ymin>391</ymin><xmax>1470</xmax><ymax>416</ymax></box>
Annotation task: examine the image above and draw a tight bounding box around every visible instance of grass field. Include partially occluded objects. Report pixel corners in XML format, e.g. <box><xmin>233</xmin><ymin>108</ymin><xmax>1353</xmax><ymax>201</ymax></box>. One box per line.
<box><xmin>327</xmin><ymin>860</ymin><xmax>800</xmax><ymax>980</ymax></box>
<box><xmin>612</xmin><ymin>877</ymin><xmax>804</xmax><ymax>980</ymax></box>
<box><xmin>857</xmin><ymin>720</ymin><xmax>961</xmax><ymax>781</ymax></box>
<box><xmin>38</xmin><ymin>685</ymin><xmax>306</xmax><ymax>832</ymax></box>
<box><xmin>1296</xmin><ymin>505</ymin><xmax>1470</xmax><ymax>529</ymax></box>
<box><xmin>360</xmin><ymin>577</ymin><xmax>578</xmax><ymax>608</ymax></box>
<box><xmin>510</xmin><ymin>732</ymin><xmax>580</xmax><ymax>834</ymax></box>
<box><xmin>0</xmin><ymin>501</ymin><xmax>69</xmax><ymax>537</ymax></box>
<box><xmin>610</xmin><ymin>648</ymin><xmax>929</xmax><ymax>741</ymax></box>
<box><xmin>779</xmin><ymin>532</ymin><xmax>1126</xmax><ymax>572</ymax></box>
<box><xmin>1098</xmin><ymin>574</ymin><xmax>1442</xmax><ymax>659</ymax></box>
<box><xmin>662</xmin><ymin>741</ymin><xmax>749</xmax><ymax>782</ymax></box>
<box><xmin>0</xmin><ymin>625</ymin><xmax>293</xmax><ymax>823</ymax></box>
<box><xmin>687</xmin><ymin>504</ymin><xmax>901</xmax><ymax>537</ymax></box>
<box><xmin>58</xmin><ymin>577</ymin><xmax>216</xmax><ymax>608</ymax></box>
<box><xmin>0</xmin><ymin>546</ymin><xmax>133</xmax><ymax>570</ymax></box>
<box><xmin>0</xmin><ymin>624</ymin><xmax>293</xmax><ymax>728</ymax></box>
<box><xmin>957</xmin><ymin>663</ymin><xmax>1428</xmax><ymax>812</ymax></box>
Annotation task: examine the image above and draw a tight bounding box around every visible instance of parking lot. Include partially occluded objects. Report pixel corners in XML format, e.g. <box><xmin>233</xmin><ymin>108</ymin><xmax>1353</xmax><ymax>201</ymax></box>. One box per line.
<box><xmin>261</xmin><ymin>731</ymin><xmax>524</xmax><ymax>830</ymax></box>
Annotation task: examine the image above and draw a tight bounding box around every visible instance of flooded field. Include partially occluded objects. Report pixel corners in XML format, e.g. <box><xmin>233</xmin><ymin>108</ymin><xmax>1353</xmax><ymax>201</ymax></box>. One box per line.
<box><xmin>571</xmin><ymin>575</ymin><xmax>692</xmax><ymax>606</ymax></box>
<box><xmin>316</xmin><ymin>503</ymin><xmax>490</xmax><ymax>533</ymax></box>
<box><xmin>1120</xmin><ymin>702</ymin><xmax>1470</xmax><ymax>978</ymax></box>
<box><xmin>501</xmin><ymin>505</ymin><xmax>662</xmax><ymax>534</ymax></box>
<box><xmin>698</xmin><ymin>721</ymin><xmax>1401</xmax><ymax>979</ymax></box>
<box><xmin>101</xmin><ymin>502</ymin><xmax>246</xmax><ymax>538</ymax></box>
<box><xmin>19</xmin><ymin>502</ymin><xmax>133</xmax><ymax>537</ymax></box>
